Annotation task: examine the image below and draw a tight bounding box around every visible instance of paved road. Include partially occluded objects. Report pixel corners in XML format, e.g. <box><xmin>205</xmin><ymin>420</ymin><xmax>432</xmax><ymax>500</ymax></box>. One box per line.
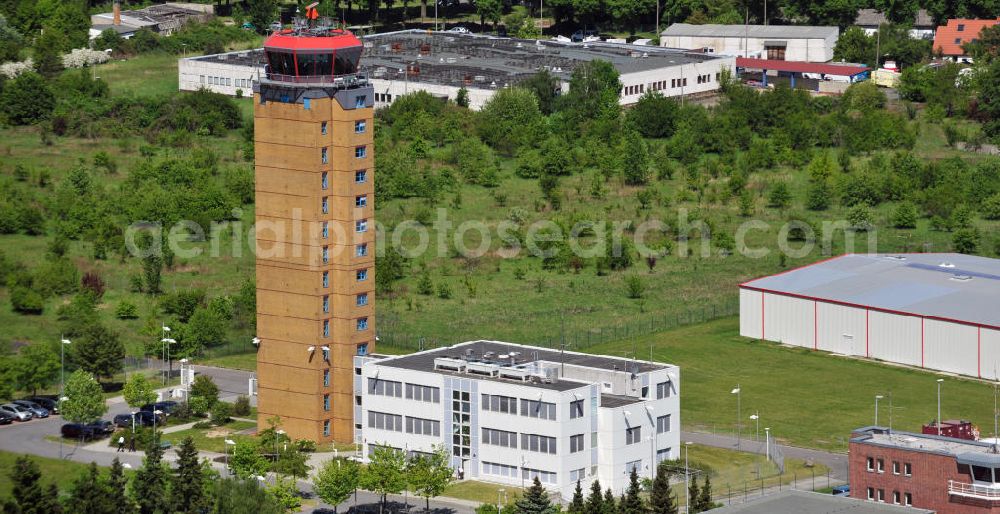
<box><xmin>682</xmin><ymin>431</ymin><xmax>850</xmax><ymax>481</ymax></box>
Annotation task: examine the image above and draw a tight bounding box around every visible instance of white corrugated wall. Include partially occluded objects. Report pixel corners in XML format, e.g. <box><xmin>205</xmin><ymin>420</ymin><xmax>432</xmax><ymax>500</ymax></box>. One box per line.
<box><xmin>981</xmin><ymin>328</ymin><xmax>1000</xmax><ymax>381</ymax></box>
<box><xmin>762</xmin><ymin>292</ymin><xmax>813</xmax><ymax>347</ymax></box>
<box><xmin>816</xmin><ymin>302</ymin><xmax>867</xmax><ymax>357</ymax></box>
<box><xmin>739</xmin><ymin>288</ymin><xmax>762</xmax><ymax>339</ymax></box>
<box><xmin>925</xmin><ymin>319</ymin><xmax>979</xmax><ymax>377</ymax></box>
<box><xmin>868</xmin><ymin>311</ymin><xmax>922</xmax><ymax>368</ymax></box>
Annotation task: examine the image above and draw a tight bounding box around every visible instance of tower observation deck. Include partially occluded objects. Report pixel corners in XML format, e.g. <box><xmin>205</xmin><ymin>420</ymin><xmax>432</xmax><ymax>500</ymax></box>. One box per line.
<box><xmin>253</xmin><ymin>24</ymin><xmax>375</xmax><ymax>443</ymax></box>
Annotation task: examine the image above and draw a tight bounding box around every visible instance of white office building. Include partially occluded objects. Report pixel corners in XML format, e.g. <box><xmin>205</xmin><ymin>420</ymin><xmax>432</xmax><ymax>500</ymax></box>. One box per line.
<box><xmin>660</xmin><ymin>23</ymin><xmax>839</xmax><ymax>62</ymax></box>
<box><xmin>354</xmin><ymin>341</ymin><xmax>681</xmax><ymax>499</ymax></box>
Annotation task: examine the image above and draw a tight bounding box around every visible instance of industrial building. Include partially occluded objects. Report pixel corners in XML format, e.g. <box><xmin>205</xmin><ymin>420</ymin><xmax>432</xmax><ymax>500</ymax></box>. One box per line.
<box><xmin>179</xmin><ymin>30</ymin><xmax>736</xmax><ymax>108</ymax></box>
<box><xmin>89</xmin><ymin>1</ymin><xmax>212</xmax><ymax>40</ymax></box>
<box><xmin>710</xmin><ymin>489</ymin><xmax>934</xmax><ymax>513</ymax></box>
<box><xmin>854</xmin><ymin>9</ymin><xmax>935</xmax><ymax>40</ymax></box>
<box><xmin>736</xmin><ymin>57</ymin><xmax>870</xmax><ymax>93</ymax></box>
<box><xmin>739</xmin><ymin>253</ymin><xmax>1000</xmax><ymax>380</ymax></box>
<box><xmin>354</xmin><ymin>341</ymin><xmax>680</xmax><ymax>500</ymax></box>
<box><xmin>660</xmin><ymin>23</ymin><xmax>839</xmax><ymax>62</ymax></box>
<box><xmin>851</xmin><ymin>426</ymin><xmax>1000</xmax><ymax>513</ymax></box>
<box><xmin>253</xmin><ymin>26</ymin><xmax>376</xmax><ymax>443</ymax></box>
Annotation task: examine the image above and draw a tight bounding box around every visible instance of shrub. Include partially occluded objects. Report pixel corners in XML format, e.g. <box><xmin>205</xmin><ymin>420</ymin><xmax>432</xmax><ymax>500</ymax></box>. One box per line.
<box><xmin>211</xmin><ymin>401</ymin><xmax>232</xmax><ymax>425</ymax></box>
<box><xmin>188</xmin><ymin>396</ymin><xmax>209</xmax><ymax>417</ymax></box>
<box><xmin>982</xmin><ymin>193</ymin><xmax>1000</xmax><ymax>220</ymax></box>
<box><xmin>847</xmin><ymin>204</ymin><xmax>874</xmax><ymax>231</ymax></box>
<box><xmin>294</xmin><ymin>439</ymin><xmax>317</xmax><ymax>453</ymax></box>
<box><xmin>625</xmin><ymin>275</ymin><xmax>644</xmax><ymax>299</ymax></box>
<box><xmin>1</xmin><ymin>71</ymin><xmax>55</xmax><ymax>125</ymax></box>
<box><xmin>115</xmin><ymin>300</ymin><xmax>138</xmax><ymax>320</ymax></box>
<box><xmin>953</xmin><ymin>227</ymin><xmax>980</xmax><ymax>254</ymax></box>
<box><xmin>190</xmin><ymin>375</ymin><xmax>220</xmax><ymax>407</ymax></box>
<box><xmin>891</xmin><ymin>202</ymin><xmax>919</xmax><ymax>229</ymax></box>
<box><xmin>437</xmin><ymin>282</ymin><xmax>453</xmax><ymax>299</ymax></box>
<box><xmin>10</xmin><ymin>286</ymin><xmax>44</xmax><ymax>314</ymax></box>
<box><xmin>233</xmin><ymin>395</ymin><xmax>251</xmax><ymax>416</ymax></box>
<box><xmin>192</xmin><ymin>421</ymin><xmax>213</xmax><ymax>429</ymax></box>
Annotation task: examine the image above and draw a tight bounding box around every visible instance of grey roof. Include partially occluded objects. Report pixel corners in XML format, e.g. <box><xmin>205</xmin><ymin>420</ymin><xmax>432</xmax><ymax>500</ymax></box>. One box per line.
<box><xmin>741</xmin><ymin>253</ymin><xmax>1000</xmax><ymax>328</ymax></box>
<box><xmin>661</xmin><ymin>23</ymin><xmax>838</xmax><ymax>40</ymax></box>
<box><xmin>374</xmin><ymin>340</ymin><xmax>666</xmax><ymax>392</ymax></box>
<box><xmin>600</xmin><ymin>394</ymin><xmax>643</xmax><ymax>408</ymax></box>
<box><xmin>853</xmin><ymin>427</ymin><xmax>1000</xmax><ymax>462</ymax></box>
<box><xmin>91</xmin><ymin>23</ymin><xmax>140</xmax><ymax>35</ymax></box>
<box><xmin>854</xmin><ymin>9</ymin><xmax>934</xmax><ymax>28</ymax></box>
<box><xmin>709</xmin><ymin>490</ymin><xmax>934</xmax><ymax>513</ymax></box>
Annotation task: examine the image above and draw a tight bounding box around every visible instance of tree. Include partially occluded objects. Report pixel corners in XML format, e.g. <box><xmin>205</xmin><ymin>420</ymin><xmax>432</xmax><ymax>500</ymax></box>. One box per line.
<box><xmin>687</xmin><ymin>479</ymin><xmax>700</xmax><ymax>513</ymax></box>
<box><xmin>953</xmin><ymin>227</ymin><xmax>980</xmax><ymax>254</ymax></box>
<box><xmin>143</xmin><ymin>255</ymin><xmax>163</xmax><ymax>296</ymax></box>
<box><xmin>602</xmin><ymin>488</ymin><xmax>616</xmax><ymax>514</ymax></box>
<box><xmin>0</xmin><ymin>72</ymin><xmax>55</xmax><ymax>125</ymax></box>
<box><xmin>456</xmin><ymin>87</ymin><xmax>470</xmax><ymax>108</ymax></box>
<box><xmin>161</xmin><ymin>289</ymin><xmax>206</xmax><ymax>323</ymax></box>
<box><xmin>179</xmin><ymin>307</ymin><xmax>226</xmax><ymax>356</ymax></box>
<box><xmin>32</xmin><ymin>30</ymin><xmax>65</xmax><ymax>78</ymax></box>
<box><xmin>72</xmin><ymin>323</ymin><xmax>125</xmax><ymax>383</ymax></box>
<box><xmin>123</xmin><ymin>374</ymin><xmax>157</xmax><ymax>409</ymax></box>
<box><xmin>695</xmin><ymin>476</ymin><xmax>714</xmax><ymax>512</ymax></box>
<box><xmin>15</xmin><ymin>343</ymin><xmax>59</xmax><ymax>395</ymax></box>
<box><xmin>520</xmin><ymin>70</ymin><xmax>560</xmax><ymax>115</ymax></box>
<box><xmin>107</xmin><ymin>458</ymin><xmax>131</xmax><ymax>514</ymax></box>
<box><xmin>514</xmin><ymin>477</ymin><xmax>556</xmax><ymax>514</ymax></box>
<box><xmin>768</xmin><ymin>182</ymin><xmax>791</xmax><ymax>209</ymax></box>
<box><xmin>273</xmin><ymin>446</ymin><xmax>309</xmax><ymax>479</ymax></box>
<box><xmin>619</xmin><ymin>469</ymin><xmax>647</xmax><ymax>514</ymax></box>
<box><xmin>230</xmin><ymin>439</ymin><xmax>269</xmax><ymax>481</ymax></box>
<box><xmin>621</xmin><ymin>130</ymin><xmax>651</xmax><ymax>185</ymax></box>
<box><xmin>649</xmin><ymin>462</ymin><xmax>678</xmax><ymax>514</ymax></box>
<box><xmin>7</xmin><ymin>455</ymin><xmax>62</xmax><ymax>514</ymax></box>
<box><xmin>246</xmin><ymin>0</ymin><xmax>278</xmax><ymax>33</ymax></box>
<box><xmin>212</xmin><ymin>478</ymin><xmax>285</xmax><ymax>514</ymax></box>
<box><xmin>584</xmin><ymin>479</ymin><xmax>604</xmax><ymax>514</ymax></box>
<box><xmin>10</xmin><ymin>286</ymin><xmax>44</xmax><ymax>314</ymax></box>
<box><xmin>561</xmin><ymin>60</ymin><xmax>622</xmax><ymax>124</ymax></box>
<box><xmin>62</xmin><ymin>370</ymin><xmax>107</xmax><ymax>423</ymax></box>
<box><xmin>190</xmin><ymin>374</ymin><xmax>220</xmax><ymax>407</ymax></box>
<box><xmin>133</xmin><ymin>436</ymin><xmax>169</xmax><ymax>514</ymax></box>
<box><xmin>628</xmin><ymin>92</ymin><xmax>679</xmax><ymax>138</ymax></box>
<box><xmin>171</xmin><ymin>437</ymin><xmax>209</xmax><ymax>514</ymax></box>
<box><xmin>478</xmin><ymin>87</ymin><xmax>543</xmax><ymax>155</ymax></box>
<box><xmin>847</xmin><ymin>204</ymin><xmax>874</xmax><ymax>232</ymax></box>
<box><xmin>408</xmin><ymin>446</ymin><xmax>453</xmax><ymax>511</ymax></box>
<box><xmin>67</xmin><ymin>463</ymin><xmax>112</xmax><ymax>514</ymax></box>
<box><xmin>476</xmin><ymin>0</ymin><xmax>502</xmax><ymax>31</ymax></box>
<box><xmin>568</xmin><ymin>481</ymin><xmax>585</xmax><ymax>514</ymax></box>
<box><xmin>360</xmin><ymin>445</ymin><xmax>408</xmax><ymax>514</ymax></box>
<box><xmin>313</xmin><ymin>459</ymin><xmax>360</xmax><ymax>514</ymax></box>
<box><xmin>891</xmin><ymin>201</ymin><xmax>919</xmax><ymax>229</ymax></box>
<box><xmin>45</xmin><ymin>2</ymin><xmax>90</xmax><ymax>50</ymax></box>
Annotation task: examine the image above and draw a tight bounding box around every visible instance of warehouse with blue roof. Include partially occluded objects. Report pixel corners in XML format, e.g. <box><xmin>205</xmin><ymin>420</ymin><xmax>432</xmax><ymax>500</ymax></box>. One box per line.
<box><xmin>739</xmin><ymin>253</ymin><xmax>1000</xmax><ymax>380</ymax></box>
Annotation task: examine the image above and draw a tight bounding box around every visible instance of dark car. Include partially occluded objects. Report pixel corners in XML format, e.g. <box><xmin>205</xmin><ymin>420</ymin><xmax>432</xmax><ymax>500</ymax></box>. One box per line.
<box><xmin>61</xmin><ymin>423</ymin><xmax>98</xmax><ymax>439</ymax></box>
<box><xmin>571</xmin><ymin>29</ymin><xmax>599</xmax><ymax>42</ymax></box>
<box><xmin>25</xmin><ymin>397</ymin><xmax>59</xmax><ymax>414</ymax></box>
<box><xmin>140</xmin><ymin>401</ymin><xmax>178</xmax><ymax>415</ymax></box>
<box><xmin>87</xmin><ymin>420</ymin><xmax>115</xmax><ymax>435</ymax></box>
<box><xmin>0</xmin><ymin>411</ymin><xmax>13</xmax><ymax>425</ymax></box>
<box><xmin>114</xmin><ymin>411</ymin><xmax>158</xmax><ymax>429</ymax></box>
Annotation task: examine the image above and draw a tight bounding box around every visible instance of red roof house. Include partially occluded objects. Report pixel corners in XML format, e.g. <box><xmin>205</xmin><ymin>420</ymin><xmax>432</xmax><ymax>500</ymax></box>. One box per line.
<box><xmin>933</xmin><ymin>18</ymin><xmax>1000</xmax><ymax>59</ymax></box>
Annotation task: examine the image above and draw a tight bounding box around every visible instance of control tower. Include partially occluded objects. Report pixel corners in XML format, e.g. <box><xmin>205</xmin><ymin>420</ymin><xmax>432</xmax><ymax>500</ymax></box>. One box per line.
<box><xmin>254</xmin><ymin>23</ymin><xmax>375</xmax><ymax>443</ymax></box>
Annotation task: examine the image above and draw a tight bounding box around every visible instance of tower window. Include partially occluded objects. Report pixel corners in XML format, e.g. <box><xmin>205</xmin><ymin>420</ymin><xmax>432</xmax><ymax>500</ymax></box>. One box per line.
<box><xmin>323</xmin><ymin>369</ymin><xmax>330</xmax><ymax>387</ymax></box>
<box><xmin>355</xmin><ymin>120</ymin><xmax>366</xmax><ymax>133</ymax></box>
<box><xmin>355</xmin><ymin>170</ymin><xmax>367</xmax><ymax>183</ymax></box>
<box><xmin>322</xmin><ymin>271</ymin><xmax>329</xmax><ymax>288</ymax></box>
<box><xmin>356</xmin><ymin>269</ymin><xmax>368</xmax><ymax>281</ymax></box>
<box><xmin>322</xmin><ymin>295</ymin><xmax>329</xmax><ymax>313</ymax></box>
<box><xmin>356</xmin><ymin>293</ymin><xmax>368</xmax><ymax>306</ymax></box>
<box><xmin>321</xmin><ymin>171</ymin><xmax>328</xmax><ymax>190</ymax></box>
<box><xmin>355</xmin><ymin>243</ymin><xmax>367</xmax><ymax>257</ymax></box>
<box><xmin>323</xmin><ymin>319</ymin><xmax>330</xmax><ymax>337</ymax></box>
<box><xmin>321</xmin><ymin>197</ymin><xmax>329</xmax><ymax>214</ymax></box>
<box><xmin>322</xmin><ymin>222</ymin><xmax>329</xmax><ymax>239</ymax></box>
<box><xmin>322</xmin><ymin>246</ymin><xmax>329</xmax><ymax>264</ymax></box>
<box><xmin>321</xmin><ymin>147</ymin><xmax>328</xmax><ymax>164</ymax></box>
<box><xmin>355</xmin><ymin>220</ymin><xmax>367</xmax><ymax>233</ymax></box>
<box><xmin>323</xmin><ymin>420</ymin><xmax>330</xmax><ymax>436</ymax></box>
<box><xmin>323</xmin><ymin>394</ymin><xmax>330</xmax><ymax>411</ymax></box>
<box><xmin>357</xmin><ymin>317</ymin><xmax>368</xmax><ymax>331</ymax></box>
<box><xmin>357</xmin><ymin>343</ymin><xmax>368</xmax><ymax>356</ymax></box>
<box><xmin>304</xmin><ymin>98</ymin><xmax>311</xmax><ymax>110</ymax></box>
<box><xmin>321</xmin><ymin>121</ymin><xmax>327</xmax><ymax>135</ymax></box>
<box><xmin>355</xmin><ymin>195</ymin><xmax>367</xmax><ymax>207</ymax></box>
<box><xmin>355</xmin><ymin>95</ymin><xmax>367</xmax><ymax>108</ymax></box>
<box><xmin>355</xmin><ymin>146</ymin><xmax>366</xmax><ymax>159</ymax></box>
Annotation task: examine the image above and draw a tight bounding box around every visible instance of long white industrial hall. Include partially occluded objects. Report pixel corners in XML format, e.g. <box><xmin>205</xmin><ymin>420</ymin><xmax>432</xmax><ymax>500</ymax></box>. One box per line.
<box><xmin>739</xmin><ymin>253</ymin><xmax>1000</xmax><ymax>380</ymax></box>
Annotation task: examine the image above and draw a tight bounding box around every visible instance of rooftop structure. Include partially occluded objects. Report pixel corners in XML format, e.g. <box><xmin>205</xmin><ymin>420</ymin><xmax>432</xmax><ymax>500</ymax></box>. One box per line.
<box><xmin>660</xmin><ymin>23</ymin><xmax>839</xmax><ymax>62</ymax></box>
<box><xmin>933</xmin><ymin>19</ymin><xmax>1000</xmax><ymax>60</ymax></box>
<box><xmin>851</xmin><ymin>426</ymin><xmax>1000</xmax><ymax>512</ymax></box>
<box><xmin>710</xmin><ymin>489</ymin><xmax>935</xmax><ymax>513</ymax></box>
<box><xmin>179</xmin><ymin>30</ymin><xmax>736</xmax><ymax>107</ymax></box>
<box><xmin>740</xmin><ymin>253</ymin><xmax>1000</xmax><ymax>380</ymax></box>
<box><xmin>90</xmin><ymin>2</ymin><xmax>212</xmax><ymax>39</ymax></box>
<box><xmin>356</xmin><ymin>341</ymin><xmax>680</xmax><ymax>499</ymax></box>
<box><xmin>854</xmin><ymin>9</ymin><xmax>935</xmax><ymax>40</ymax></box>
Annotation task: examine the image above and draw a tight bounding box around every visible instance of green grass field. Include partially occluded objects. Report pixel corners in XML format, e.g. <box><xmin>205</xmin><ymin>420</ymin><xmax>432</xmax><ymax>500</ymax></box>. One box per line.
<box><xmin>161</xmin><ymin>420</ymin><xmax>257</xmax><ymax>453</ymax></box>
<box><xmin>581</xmin><ymin>317</ymin><xmax>998</xmax><ymax>452</ymax></box>
<box><xmin>0</xmin><ymin>452</ymin><xmax>98</xmax><ymax>499</ymax></box>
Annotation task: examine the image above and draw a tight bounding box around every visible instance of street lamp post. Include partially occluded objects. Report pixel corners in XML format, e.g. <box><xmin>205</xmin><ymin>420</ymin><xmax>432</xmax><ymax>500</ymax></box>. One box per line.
<box><xmin>764</xmin><ymin>427</ymin><xmax>771</xmax><ymax>461</ymax></box>
<box><xmin>275</xmin><ymin>429</ymin><xmax>285</xmax><ymax>460</ymax></box>
<box><xmin>684</xmin><ymin>441</ymin><xmax>692</xmax><ymax>513</ymax></box>
<box><xmin>59</xmin><ymin>338</ymin><xmax>71</xmax><ymax>402</ymax></box>
<box><xmin>731</xmin><ymin>385</ymin><xmax>742</xmax><ymax>450</ymax></box>
<box><xmin>875</xmin><ymin>395</ymin><xmax>884</xmax><ymax>426</ymax></box>
<box><xmin>161</xmin><ymin>338</ymin><xmax>176</xmax><ymax>388</ymax></box>
<box><xmin>161</xmin><ymin>325</ymin><xmax>171</xmax><ymax>385</ymax></box>
<box><xmin>749</xmin><ymin>412</ymin><xmax>759</xmax><ymax>443</ymax></box>
<box><xmin>937</xmin><ymin>379</ymin><xmax>944</xmax><ymax>435</ymax></box>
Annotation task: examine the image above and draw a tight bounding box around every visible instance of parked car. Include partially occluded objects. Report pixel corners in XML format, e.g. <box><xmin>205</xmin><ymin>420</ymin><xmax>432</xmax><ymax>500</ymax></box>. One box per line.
<box><xmin>61</xmin><ymin>423</ymin><xmax>97</xmax><ymax>440</ymax></box>
<box><xmin>0</xmin><ymin>411</ymin><xmax>13</xmax><ymax>425</ymax></box>
<box><xmin>446</xmin><ymin>26</ymin><xmax>470</xmax><ymax>34</ymax></box>
<box><xmin>114</xmin><ymin>411</ymin><xmax>159</xmax><ymax>429</ymax></box>
<box><xmin>12</xmin><ymin>400</ymin><xmax>49</xmax><ymax>419</ymax></box>
<box><xmin>25</xmin><ymin>397</ymin><xmax>59</xmax><ymax>414</ymax></box>
<box><xmin>140</xmin><ymin>401</ymin><xmax>178</xmax><ymax>415</ymax></box>
<box><xmin>0</xmin><ymin>403</ymin><xmax>33</xmax><ymax>422</ymax></box>
<box><xmin>832</xmin><ymin>485</ymin><xmax>850</xmax><ymax>497</ymax></box>
<box><xmin>88</xmin><ymin>420</ymin><xmax>115</xmax><ymax>435</ymax></box>
<box><xmin>571</xmin><ymin>29</ymin><xmax>599</xmax><ymax>42</ymax></box>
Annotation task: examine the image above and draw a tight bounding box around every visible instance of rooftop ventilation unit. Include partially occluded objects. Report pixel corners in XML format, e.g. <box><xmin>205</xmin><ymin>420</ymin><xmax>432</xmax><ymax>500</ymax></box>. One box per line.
<box><xmin>434</xmin><ymin>357</ymin><xmax>467</xmax><ymax>372</ymax></box>
<box><xmin>498</xmin><ymin>366</ymin><xmax>531</xmax><ymax>381</ymax></box>
<box><xmin>467</xmin><ymin>361</ymin><xmax>501</xmax><ymax>376</ymax></box>
<box><xmin>951</xmin><ymin>274</ymin><xmax>973</xmax><ymax>282</ymax></box>
<box><xmin>885</xmin><ymin>255</ymin><xmax>907</xmax><ymax>261</ymax></box>
<box><xmin>939</xmin><ymin>262</ymin><xmax>956</xmax><ymax>268</ymax></box>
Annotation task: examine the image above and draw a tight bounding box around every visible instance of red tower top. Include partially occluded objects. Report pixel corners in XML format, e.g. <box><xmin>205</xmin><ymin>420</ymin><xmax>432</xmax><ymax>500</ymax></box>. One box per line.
<box><xmin>263</xmin><ymin>28</ymin><xmax>363</xmax><ymax>83</ymax></box>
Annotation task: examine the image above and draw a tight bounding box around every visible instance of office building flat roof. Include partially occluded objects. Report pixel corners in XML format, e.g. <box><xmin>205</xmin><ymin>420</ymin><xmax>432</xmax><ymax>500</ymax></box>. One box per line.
<box><xmin>853</xmin><ymin>427</ymin><xmax>1000</xmax><ymax>467</ymax></box>
<box><xmin>740</xmin><ymin>253</ymin><xmax>1000</xmax><ymax>328</ymax></box>
<box><xmin>373</xmin><ymin>340</ymin><xmax>668</xmax><ymax>392</ymax></box>
<box><xmin>710</xmin><ymin>490</ymin><xmax>934</xmax><ymax>513</ymax></box>
<box><xmin>661</xmin><ymin>23</ymin><xmax>838</xmax><ymax>40</ymax></box>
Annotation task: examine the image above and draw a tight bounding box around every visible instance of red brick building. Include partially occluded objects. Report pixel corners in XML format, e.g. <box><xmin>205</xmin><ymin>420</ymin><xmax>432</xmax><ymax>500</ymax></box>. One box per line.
<box><xmin>851</xmin><ymin>426</ymin><xmax>1000</xmax><ymax>513</ymax></box>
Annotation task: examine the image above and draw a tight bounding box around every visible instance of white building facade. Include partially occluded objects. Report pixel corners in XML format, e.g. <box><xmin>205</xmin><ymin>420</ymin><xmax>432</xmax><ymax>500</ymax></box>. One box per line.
<box><xmin>740</xmin><ymin>253</ymin><xmax>1000</xmax><ymax>380</ymax></box>
<box><xmin>660</xmin><ymin>24</ymin><xmax>838</xmax><ymax>62</ymax></box>
<box><xmin>354</xmin><ymin>341</ymin><xmax>680</xmax><ymax>499</ymax></box>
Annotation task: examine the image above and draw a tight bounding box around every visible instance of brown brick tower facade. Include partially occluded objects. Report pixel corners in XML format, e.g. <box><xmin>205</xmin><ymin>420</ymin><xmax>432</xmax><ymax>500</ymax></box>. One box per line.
<box><xmin>254</xmin><ymin>28</ymin><xmax>374</xmax><ymax>443</ymax></box>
